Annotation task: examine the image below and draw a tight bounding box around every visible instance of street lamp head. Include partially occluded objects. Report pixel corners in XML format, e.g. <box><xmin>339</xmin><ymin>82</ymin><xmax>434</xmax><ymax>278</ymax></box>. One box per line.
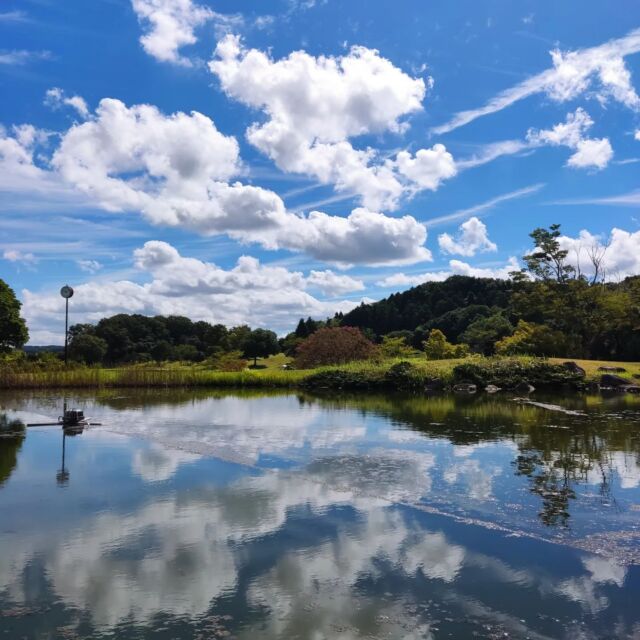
<box><xmin>60</xmin><ymin>285</ymin><xmax>74</xmax><ymax>299</ymax></box>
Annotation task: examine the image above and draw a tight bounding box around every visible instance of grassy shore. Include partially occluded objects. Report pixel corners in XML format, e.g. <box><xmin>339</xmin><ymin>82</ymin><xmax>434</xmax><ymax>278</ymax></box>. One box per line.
<box><xmin>1</xmin><ymin>355</ymin><xmax>638</xmax><ymax>391</ymax></box>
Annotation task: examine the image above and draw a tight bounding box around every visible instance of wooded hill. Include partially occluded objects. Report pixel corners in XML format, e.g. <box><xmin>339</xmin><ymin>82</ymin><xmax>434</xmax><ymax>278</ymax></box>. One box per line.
<box><xmin>335</xmin><ymin>274</ymin><xmax>640</xmax><ymax>361</ymax></box>
<box><xmin>340</xmin><ymin>276</ymin><xmax>514</xmax><ymax>341</ymax></box>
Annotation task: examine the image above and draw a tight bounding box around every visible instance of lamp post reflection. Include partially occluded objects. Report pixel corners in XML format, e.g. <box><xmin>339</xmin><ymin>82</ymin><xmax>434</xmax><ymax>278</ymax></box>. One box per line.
<box><xmin>56</xmin><ymin>422</ymin><xmax>86</xmax><ymax>487</ymax></box>
<box><xmin>57</xmin><ymin>430</ymin><xmax>70</xmax><ymax>486</ymax></box>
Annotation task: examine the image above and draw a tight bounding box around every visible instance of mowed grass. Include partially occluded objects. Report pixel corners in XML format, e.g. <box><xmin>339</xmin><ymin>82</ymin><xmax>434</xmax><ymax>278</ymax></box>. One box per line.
<box><xmin>548</xmin><ymin>358</ymin><xmax>640</xmax><ymax>381</ymax></box>
<box><xmin>247</xmin><ymin>353</ymin><xmax>293</xmax><ymax>370</ymax></box>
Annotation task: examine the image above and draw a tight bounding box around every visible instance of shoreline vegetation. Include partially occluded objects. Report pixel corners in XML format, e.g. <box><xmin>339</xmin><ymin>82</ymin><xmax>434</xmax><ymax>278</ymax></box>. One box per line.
<box><xmin>1</xmin><ymin>356</ymin><xmax>639</xmax><ymax>392</ymax></box>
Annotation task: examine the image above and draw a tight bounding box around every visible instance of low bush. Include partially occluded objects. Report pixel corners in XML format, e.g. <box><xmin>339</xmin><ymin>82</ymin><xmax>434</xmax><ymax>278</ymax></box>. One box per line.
<box><xmin>383</xmin><ymin>361</ymin><xmax>425</xmax><ymax>390</ymax></box>
<box><xmin>452</xmin><ymin>358</ymin><xmax>583</xmax><ymax>388</ymax></box>
<box><xmin>423</xmin><ymin>329</ymin><xmax>470</xmax><ymax>360</ymax></box>
<box><xmin>301</xmin><ymin>368</ymin><xmax>382</xmax><ymax>390</ymax></box>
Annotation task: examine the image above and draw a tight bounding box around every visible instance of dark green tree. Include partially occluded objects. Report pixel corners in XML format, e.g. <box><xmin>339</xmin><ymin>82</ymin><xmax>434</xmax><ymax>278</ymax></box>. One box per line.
<box><xmin>227</xmin><ymin>325</ymin><xmax>252</xmax><ymax>352</ymax></box>
<box><xmin>151</xmin><ymin>340</ymin><xmax>173</xmax><ymax>362</ymax></box>
<box><xmin>295</xmin><ymin>317</ymin><xmax>324</xmax><ymax>338</ymax></box>
<box><xmin>461</xmin><ymin>313</ymin><xmax>514</xmax><ymax>355</ymax></box>
<box><xmin>69</xmin><ymin>333</ymin><xmax>108</xmax><ymax>364</ymax></box>
<box><xmin>172</xmin><ymin>343</ymin><xmax>201</xmax><ymax>362</ymax></box>
<box><xmin>243</xmin><ymin>328</ymin><xmax>279</xmax><ymax>366</ymax></box>
<box><xmin>0</xmin><ymin>279</ymin><xmax>28</xmax><ymax>352</ymax></box>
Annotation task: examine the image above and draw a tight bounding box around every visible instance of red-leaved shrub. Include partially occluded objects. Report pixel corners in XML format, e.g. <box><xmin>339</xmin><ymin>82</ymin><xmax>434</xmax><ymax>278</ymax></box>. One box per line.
<box><xmin>294</xmin><ymin>326</ymin><xmax>378</xmax><ymax>369</ymax></box>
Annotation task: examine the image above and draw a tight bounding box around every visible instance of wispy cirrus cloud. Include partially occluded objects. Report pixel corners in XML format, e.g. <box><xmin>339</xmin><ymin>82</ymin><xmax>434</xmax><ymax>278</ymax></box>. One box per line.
<box><xmin>0</xmin><ymin>49</ymin><xmax>51</xmax><ymax>66</ymax></box>
<box><xmin>424</xmin><ymin>183</ymin><xmax>544</xmax><ymax>228</ymax></box>
<box><xmin>548</xmin><ymin>191</ymin><xmax>640</xmax><ymax>206</ymax></box>
<box><xmin>3</xmin><ymin>249</ymin><xmax>37</xmax><ymax>265</ymax></box>
<box><xmin>456</xmin><ymin>139</ymin><xmax>530</xmax><ymax>170</ymax></box>
<box><xmin>0</xmin><ymin>10</ymin><xmax>28</xmax><ymax>23</ymax></box>
<box><xmin>432</xmin><ymin>28</ymin><xmax>640</xmax><ymax>134</ymax></box>
<box><xmin>457</xmin><ymin>109</ymin><xmax>614</xmax><ymax>171</ymax></box>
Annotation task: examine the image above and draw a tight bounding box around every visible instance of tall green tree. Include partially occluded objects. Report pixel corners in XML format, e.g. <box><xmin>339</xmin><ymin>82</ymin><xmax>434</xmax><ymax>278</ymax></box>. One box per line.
<box><xmin>243</xmin><ymin>328</ymin><xmax>279</xmax><ymax>366</ymax></box>
<box><xmin>0</xmin><ymin>279</ymin><xmax>28</xmax><ymax>352</ymax></box>
<box><xmin>521</xmin><ymin>224</ymin><xmax>575</xmax><ymax>283</ymax></box>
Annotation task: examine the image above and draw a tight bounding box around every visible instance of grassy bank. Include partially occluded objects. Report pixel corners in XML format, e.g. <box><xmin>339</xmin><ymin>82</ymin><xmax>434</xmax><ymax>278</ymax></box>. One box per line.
<box><xmin>1</xmin><ymin>356</ymin><xmax>638</xmax><ymax>391</ymax></box>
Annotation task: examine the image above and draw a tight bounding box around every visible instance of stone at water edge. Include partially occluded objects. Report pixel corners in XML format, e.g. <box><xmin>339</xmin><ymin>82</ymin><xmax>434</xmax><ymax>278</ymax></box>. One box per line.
<box><xmin>514</xmin><ymin>382</ymin><xmax>535</xmax><ymax>394</ymax></box>
<box><xmin>562</xmin><ymin>361</ymin><xmax>586</xmax><ymax>377</ymax></box>
<box><xmin>425</xmin><ymin>378</ymin><xmax>444</xmax><ymax>392</ymax></box>
<box><xmin>600</xmin><ymin>374</ymin><xmax>632</xmax><ymax>388</ymax></box>
<box><xmin>453</xmin><ymin>383</ymin><xmax>477</xmax><ymax>394</ymax></box>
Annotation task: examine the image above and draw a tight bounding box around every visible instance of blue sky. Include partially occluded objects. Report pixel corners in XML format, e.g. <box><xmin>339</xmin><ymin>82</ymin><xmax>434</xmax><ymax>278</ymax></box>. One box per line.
<box><xmin>1</xmin><ymin>0</ymin><xmax>639</xmax><ymax>342</ymax></box>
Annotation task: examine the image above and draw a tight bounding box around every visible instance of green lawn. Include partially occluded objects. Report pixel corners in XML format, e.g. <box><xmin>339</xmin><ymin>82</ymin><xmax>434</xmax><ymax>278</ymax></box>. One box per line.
<box><xmin>246</xmin><ymin>353</ymin><xmax>293</xmax><ymax>370</ymax></box>
<box><xmin>549</xmin><ymin>358</ymin><xmax>640</xmax><ymax>381</ymax></box>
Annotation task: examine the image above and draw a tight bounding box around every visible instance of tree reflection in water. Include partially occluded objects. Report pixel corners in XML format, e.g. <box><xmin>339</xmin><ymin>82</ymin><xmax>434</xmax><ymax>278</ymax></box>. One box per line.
<box><xmin>305</xmin><ymin>391</ymin><xmax>640</xmax><ymax>529</ymax></box>
<box><xmin>0</xmin><ymin>413</ymin><xmax>25</xmax><ymax>487</ymax></box>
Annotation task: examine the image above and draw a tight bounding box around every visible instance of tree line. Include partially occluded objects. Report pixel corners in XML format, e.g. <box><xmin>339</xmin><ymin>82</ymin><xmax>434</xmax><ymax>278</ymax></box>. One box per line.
<box><xmin>1</xmin><ymin>224</ymin><xmax>639</xmax><ymax>365</ymax></box>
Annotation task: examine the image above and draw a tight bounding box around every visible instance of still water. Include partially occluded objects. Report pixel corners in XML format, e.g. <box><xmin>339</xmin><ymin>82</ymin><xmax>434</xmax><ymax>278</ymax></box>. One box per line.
<box><xmin>1</xmin><ymin>389</ymin><xmax>639</xmax><ymax>639</ymax></box>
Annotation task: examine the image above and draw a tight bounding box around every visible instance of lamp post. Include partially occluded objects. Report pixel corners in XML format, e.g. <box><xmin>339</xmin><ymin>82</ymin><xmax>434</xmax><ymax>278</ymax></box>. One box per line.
<box><xmin>60</xmin><ymin>285</ymin><xmax>74</xmax><ymax>366</ymax></box>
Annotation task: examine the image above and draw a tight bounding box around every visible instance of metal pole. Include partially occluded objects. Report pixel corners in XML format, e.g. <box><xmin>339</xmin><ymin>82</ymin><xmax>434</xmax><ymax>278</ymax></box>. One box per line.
<box><xmin>60</xmin><ymin>285</ymin><xmax>73</xmax><ymax>366</ymax></box>
<box><xmin>64</xmin><ymin>297</ymin><xmax>69</xmax><ymax>366</ymax></box>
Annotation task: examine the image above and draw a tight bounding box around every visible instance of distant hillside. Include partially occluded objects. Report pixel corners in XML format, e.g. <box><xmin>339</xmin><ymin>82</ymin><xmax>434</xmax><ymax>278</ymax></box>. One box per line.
<box><xmin>24</xmin><ymin>345</ymin><xmax>64</xmax><ymax>354</ymax></box>
<box><xmin>340</xmin><ymin>276</ymin><xmax>514</xmax><ymax>339</ymax></box>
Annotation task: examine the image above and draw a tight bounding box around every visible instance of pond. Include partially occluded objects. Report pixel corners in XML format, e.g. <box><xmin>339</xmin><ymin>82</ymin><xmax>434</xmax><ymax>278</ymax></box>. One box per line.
<box><xmin>1</xmin><ymin>389</ymin><xmax>639</xmax><ymax>639</ymax></box>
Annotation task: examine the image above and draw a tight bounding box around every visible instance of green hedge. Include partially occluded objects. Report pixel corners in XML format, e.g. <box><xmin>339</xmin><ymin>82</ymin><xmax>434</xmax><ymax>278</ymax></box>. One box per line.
<box><xmin>452</xmin><ymin>359</ymin><xmax>582</xmax><ymax>388</ymax></box>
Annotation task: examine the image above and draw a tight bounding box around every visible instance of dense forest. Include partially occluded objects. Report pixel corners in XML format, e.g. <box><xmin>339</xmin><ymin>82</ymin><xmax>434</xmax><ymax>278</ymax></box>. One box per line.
<box><xmin>333</xmin><ymin>225</ymin><xmax>640</xmax><ymax>361</ymax></box>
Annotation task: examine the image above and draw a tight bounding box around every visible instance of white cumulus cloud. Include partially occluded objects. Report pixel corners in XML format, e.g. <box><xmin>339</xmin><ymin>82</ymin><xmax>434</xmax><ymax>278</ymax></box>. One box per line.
<box><xmin>558</xmin><ymin>228</ymin><xmax>640</xmax><ymax>280</ymax></box>
<box><xmin>44</xmin><ymin>87</ymin><xmax>89</xmax><ymax>119</ymax></box>
<box><xmin>45</xmin><ymin>98</ymin><xmax>431</xmax><ymax>266</ymax></box>
<box><xmin>77</xmin><ymin>259</ymin><xmax>103</xmax><ymax>273</ymax></box>
<box><xmin>210</xmin><ymin>35</ymin><xmax>455</xmax><ymax>209</ymax></box>
<box><xmin>0</xmin><ymin>124</ymin><xmax>68</xmax><ymax>195</ymax></box>
<box><xmin>438</xmin><ymin>216</ymin><xmax>497</xmax><ymax>257</ymax></box>
<box><xmin>131</xmin><ymin>0</ymin><xmax>214</xmax><ymax>65</ymax></box>
<box><xmin>305</xmin><ymin>270</ymin><xmax>365</xmax><ymax>296</ymax></box>
<box><xmin>527</xmin><ymin>108</ymin><xmax>613</xmax><ymax>169</ymax></box>
<box><xmin>567</xmin><ymin>138</ymin><xmax>613</xmax><ymax>169</ymax></box>
<box><xmin>377</xmin><ymin>257</ymin><xmax>519</xmax><ymax>288</ymax></box>
<box><xmin>394</xmin><ymin>144</ymin><xmax>457</xmax><ymax>192</ymax></box>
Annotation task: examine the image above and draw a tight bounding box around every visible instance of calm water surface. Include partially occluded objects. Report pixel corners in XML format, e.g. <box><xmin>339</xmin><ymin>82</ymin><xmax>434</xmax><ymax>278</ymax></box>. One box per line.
<box><xmin>1</xmin><ymin>389</ymin><xmax>639</xmax><ymax>639</ymax></box>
